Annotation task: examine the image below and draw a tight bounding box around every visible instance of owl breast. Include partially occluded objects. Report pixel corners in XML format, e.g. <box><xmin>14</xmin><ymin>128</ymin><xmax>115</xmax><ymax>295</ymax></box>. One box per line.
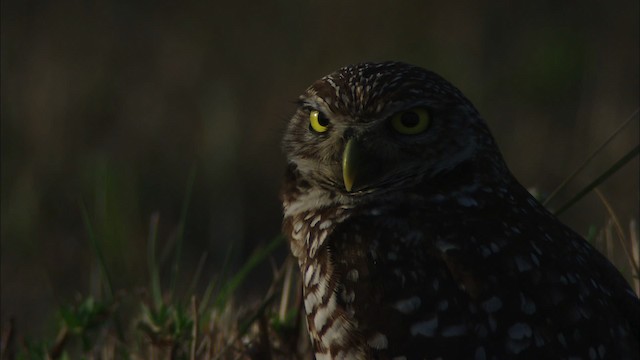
<box><xmin>286</xmin><ymin>195</ymin><xmax>473</xmax><ymax>359</ymax></box>
<box><xmin>284</xmin><ymin>196</ymin><xmax>366</xmax><ymax>359</ymax></box>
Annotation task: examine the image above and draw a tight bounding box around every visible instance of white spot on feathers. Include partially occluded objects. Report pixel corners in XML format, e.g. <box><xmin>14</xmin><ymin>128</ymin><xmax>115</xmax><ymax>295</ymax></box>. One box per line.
<box><xmin>441</xmin><ymin>324</ymin><xmax>467</xmax><ymax>337</ymax></box>
<box><xmin>482</xmin><ymin>296</ymin><xmax>502</xmax><ymax>313</ymax></box>
<box><xmin>304</xmin><ymin>264</ymin><xmax>315</xmax><ymax>287</ymax></box>
<box><xmin>394</xmin><ymin>296</ymin><xmax>422</xmax><ymax>314</ymax></box>
<box><xmin>508</xmin><ymin>323</ymin><xmax>532</xmax><ymax>340</ymax></box>
<box><xmin>410</xmin><ymin>317</ymin><xmax>438</xmax><ymax>337</ymax></box>
<box><xmin>457</xmin><ymin>196</ymin><xmax>478</xmax><ymax>207</ymax></box>
<box><xmin>346</xmin><ymin>269</ymin><xmax>359</xmax><ymax>282</ymax></box>
<box><xmin>315</xmin><ymin>352</ymin><xmax>331</xmax><ymax>360</ymax></box>
<box><xmin>367</xmin><ymin>333</ymin><xmax>388</xmax><ymax>349</ymax></box>
<box><xmin>519</xmin><ymin>293</ymin><xmax>536</xmax><ymax>315</ymax></box>
<box><xmin>515</xmin><ymin>256</ymin><xmax>533</xmax><ymax>272</ymax></box>
<box><xmin>320</xmin><ymin>315</ymin><xmax>352</xmax><ymax>347</ymax></box>
<box><xmin>313</xmin><ymin>294</ymin><xmax>337</xmax><ymax>331</ymax></box>
<box><xmin>319</xmin><ymin>219</ymin><xmax>333</xmax><ymax>230</ymax></box>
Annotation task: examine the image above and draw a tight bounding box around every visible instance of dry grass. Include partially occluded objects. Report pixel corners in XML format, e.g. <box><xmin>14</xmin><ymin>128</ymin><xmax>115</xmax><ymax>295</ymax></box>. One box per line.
<box><xmin>1</xmin><ymin>240</ymin><xmax>312</xmax><ymax>360</ymax></box>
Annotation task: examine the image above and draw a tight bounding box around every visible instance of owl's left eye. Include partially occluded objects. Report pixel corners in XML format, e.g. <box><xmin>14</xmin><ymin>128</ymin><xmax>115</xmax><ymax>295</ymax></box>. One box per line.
<box><xmin>309</xmin><ymin>110</ymin><xmax>330</xmax><ymax>133</ymax></box>
<box><xmin>390</xmin><ymin>108</ymin><xmax>430</xmax><ymax>135</ymax></box>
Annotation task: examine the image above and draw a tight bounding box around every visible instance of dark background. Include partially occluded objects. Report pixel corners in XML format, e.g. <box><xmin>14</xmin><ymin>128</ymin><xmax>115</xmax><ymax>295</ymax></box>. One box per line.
<box><xmin>2</xmin><ymin>1</ymin><xmax>638</xmax><ymax>338</ymax></box>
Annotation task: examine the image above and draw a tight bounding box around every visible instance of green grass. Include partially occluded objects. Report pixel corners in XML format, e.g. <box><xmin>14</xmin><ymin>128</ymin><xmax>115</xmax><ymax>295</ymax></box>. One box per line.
<box><xmin>1</xmin><ymin>161</ymin><xmax>309</xmax><ymax>359</ymax></box>
<box><xmin>3</xmin><ymin>228</ymin><xmax>303</xmax><ymax>360</ymax></box>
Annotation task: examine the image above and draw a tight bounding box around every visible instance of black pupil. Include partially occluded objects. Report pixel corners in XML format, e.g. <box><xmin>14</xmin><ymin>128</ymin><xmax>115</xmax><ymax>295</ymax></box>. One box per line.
<box><xmin>317</xmin><ymin>113</ymin><xmax>329</xmax><ymax>127</ymax></box>
<box><xmin>400</xmin><ymin>112</ymin><xmax>420</xmax><ymax>127</ymax></box>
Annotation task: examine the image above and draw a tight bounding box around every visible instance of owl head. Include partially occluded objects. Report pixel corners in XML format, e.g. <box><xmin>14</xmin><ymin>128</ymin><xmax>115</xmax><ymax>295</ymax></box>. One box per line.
<box><xmin>283</xmin><ymin>62</ymin><xmax>508</xmax><ymax>201</ymax></box>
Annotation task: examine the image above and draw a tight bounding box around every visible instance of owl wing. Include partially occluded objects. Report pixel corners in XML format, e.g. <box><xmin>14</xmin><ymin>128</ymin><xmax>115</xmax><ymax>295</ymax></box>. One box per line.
<box><xmin>328</xmin><ymin>186</ymin><xmax>639</xmax><ymax>359</ymax></box>
<box><xmin>426</xmin><ymin>185</ymin><xmax>640</xmax><ymax>358</ymax></box>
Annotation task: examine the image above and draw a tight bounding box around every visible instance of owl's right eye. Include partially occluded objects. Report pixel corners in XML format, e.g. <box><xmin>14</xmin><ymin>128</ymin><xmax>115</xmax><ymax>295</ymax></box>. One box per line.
<box><xmin>390</xmin><ymin>108</ymin><xmax>430</xmax><ymax>135</ymax></box>
<box><xmin>309</xmin><ymin>110</ymin><xmax>330</xmax><ymax>133</ymax></box>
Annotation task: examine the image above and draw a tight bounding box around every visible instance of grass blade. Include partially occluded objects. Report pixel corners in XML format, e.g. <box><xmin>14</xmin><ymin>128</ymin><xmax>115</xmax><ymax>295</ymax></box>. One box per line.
<box><xmin>278</xmin><ymin>257</ymin><xmax>295</xmax><ymax>322</ymax></box>
<box><xmin>198</xmin><ymin>243</ymin><xmax>234</xmax><ymax>316</ymax></box>
<box><xmin>543</xmin><ymin>108</ymin><xmax>639</xmax><ymax>206</ymax></box>
<box><xmin>213</xmin><ymin>235</ymin><xmax>285</xmax><ymax>310</ymax></box>
<box><xmin>554</xmin><ymin>144</ymin><xmax>639</xmax><ymax>216</ymax></box>
<box><xmin>170</xmin><ymin>164</ymin><xmax>197</xmax><ymax>303</ymax></box>
<box><xmin>79</xmin><ymin>199</ymin><xmax>114</xmax><ymax>301</ymax></box>
<box><xmin>629</xmin><ymin>220</ymin><xmax>640</xmax><ymax>295</ymax></box>
<box><xmin>594</xmin><ymin>189</ymin><xmax>640</xmax><ymax>277</ymax></box>
<box><xmin>147</xmin><ymin>212</ymin><xmax>162</xmax><ymax>309</ymax></box>
<box><xmin>184</xmin><ymin>251</ymin><xmax>208</xmax><ymax>303</ymax></box>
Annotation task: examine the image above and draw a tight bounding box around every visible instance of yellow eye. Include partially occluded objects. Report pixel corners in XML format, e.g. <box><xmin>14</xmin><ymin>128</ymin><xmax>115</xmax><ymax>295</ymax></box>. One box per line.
<box><xmin>309</xmin><ymin>110</ymin><xmax>330</xmax><ymax>133</ymax></box>
<box><xmin>390</xmin><ymin>108</ymin><xmax>430</xmax><ymax>135</ymax></box>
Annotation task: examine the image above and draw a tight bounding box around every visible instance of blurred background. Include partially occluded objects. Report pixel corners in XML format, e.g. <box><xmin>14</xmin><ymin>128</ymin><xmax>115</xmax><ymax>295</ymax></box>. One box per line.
<box><xmin>1</xmin><ymin>1</ymin><xmax>638</xmax><ymax>338</ymax></box>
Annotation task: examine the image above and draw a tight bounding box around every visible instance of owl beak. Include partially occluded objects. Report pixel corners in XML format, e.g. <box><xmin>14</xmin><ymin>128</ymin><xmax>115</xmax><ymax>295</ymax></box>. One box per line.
<box><xmin>342</xmin><ymin>138</ymin><xmax>359</xmax><ymax>192</ymax></box>
<box><xmin>343</xmin><ymin>138</ymin><xmax>381</xmax><ymax>192</ymax></box>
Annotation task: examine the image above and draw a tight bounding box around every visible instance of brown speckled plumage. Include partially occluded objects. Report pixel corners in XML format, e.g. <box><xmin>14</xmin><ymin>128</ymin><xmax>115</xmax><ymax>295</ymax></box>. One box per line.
<box><xmin>281</xmin><ymin>62</ymin><xmax>639</xmax><ymax>359</ymax></box>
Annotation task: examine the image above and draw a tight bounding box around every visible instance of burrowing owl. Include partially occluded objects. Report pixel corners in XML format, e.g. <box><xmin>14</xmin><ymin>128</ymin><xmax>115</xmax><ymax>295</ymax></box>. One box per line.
<box><xmin>280</xmin><ymin>61</ymin><xmax>639</xmax><ymax>359</ymax></box>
